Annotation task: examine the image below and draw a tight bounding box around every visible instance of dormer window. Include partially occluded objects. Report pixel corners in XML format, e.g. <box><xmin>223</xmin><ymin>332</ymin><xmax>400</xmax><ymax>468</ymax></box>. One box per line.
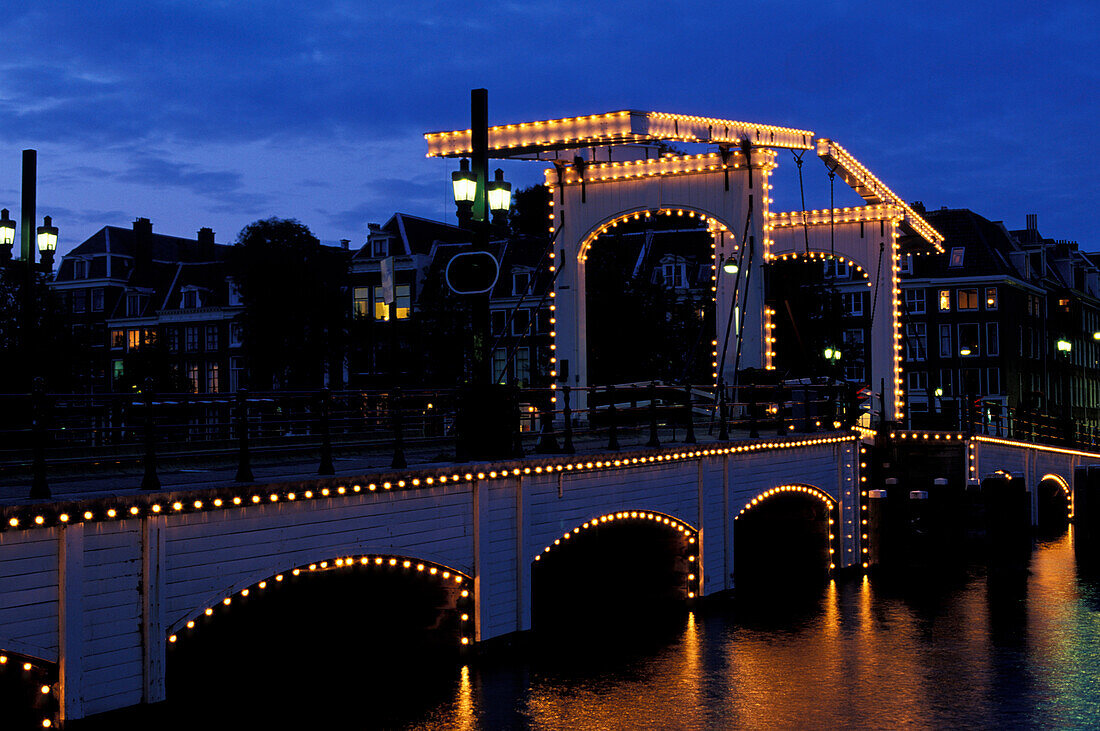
<box><xmin>660</xmin><ymin>263</ymin><xmax>686</xmax><ymax>288</ymax></box>
<box><xmin>513</xmin><ymin>271</ymin><xmax>530</xmax><ymax>296</ymax></box>
<box><xmin>227</xmin><ymin>279</ymin><xmax>242</xmax><ymax>306</ymax></box>
<box><xmin>372</xmin><ymin>238</ymin><xmax>389</xmax><ymax>258</ymax></box>
<box><xmin>74</xmin><ymin>260</ymin><xmax>87</xmax><ymax>279</ymax></box>
<box><xmin>948</xmin><ymin>247</ymin><xmax>965</xmax><ymax>268</ymax></box>
<box><xmin>182</xmin><ymin>290</ymin><xmax>198</xmax><ymax>309</ymax></box>
<box><xmin>126</xmin><ymin>293</ymin><xmax>146</xmax><ymax>316</ymax></box>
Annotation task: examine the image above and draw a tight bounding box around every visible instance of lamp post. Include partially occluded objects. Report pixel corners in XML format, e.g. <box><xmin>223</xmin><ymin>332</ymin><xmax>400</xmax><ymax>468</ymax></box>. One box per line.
<box><xmin>0</xmin><ymin>208</ymin><xmax>14</xmax><ymax>262</ymax></box>
<box><xmin>1057</xmin><ymin>337</ymin><xmax>1073</xmax><ymax>442</ymax></box>
<box><xmin>36</xmin><ymin>215</ymin><xmax>57</xmax><ymax>271</ymax></box>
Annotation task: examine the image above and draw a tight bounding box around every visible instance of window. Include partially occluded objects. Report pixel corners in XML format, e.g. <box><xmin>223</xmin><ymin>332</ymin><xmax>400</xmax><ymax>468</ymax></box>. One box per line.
<box><xmin>352</xmin><ymin>287</ymin><xmax>371</xmax><ymax>319</ymax></box>
<box><xmin>182</xmin><ymin>290</ymin><xmax>198</xmax><ymax>309</ymax></box>
<box><xmin>900</xmin><ymin>254</ymin><xmax>913</xmax><ymax>275</ymax></box>
<box><xmin>206</xmin><ymin>362</ymin><xmax>220</xmax><ymax>394</ymax></box>
<box><xmin>661</xmin><ymin>263</ymin><xmax>685</xmax><ymax>288</ymax></box>
<box><xmin>492</xmin><ymin>348</ymin><xmax>508</xmax><ymax>385</ymax></box>
<box><xmin>491</xmin><ymin>310</ymin><xmax>507</xmax><ymax>336</ymax></box>
<box><xmin>987</xmin><ymin>368</ymin><xmax>1000</xmax><ymax>395</ymax></box>
<box><xmin>230</xmin><ymin>322</ymin><xmax>243</xmax><ymax>347</ymax></box>
<box><xmin>958</xmin><ymin>288</ymin><xmax>978</xmax><ymax>310</ymax></box>
<box><xmin>904</xmin><ymin>289</ymin><xmax>925</xmax><ymax>314</ymax></box>
<box><xmin>987</xmin><ymin>322</ymin><xmax>999</xmax><ymax>356</ymax></box>
<box><xmin>512</xmin><ymin>309</ymin><xmax>531</xmax><ymax>336</ymax></box>
<box><xmin>74</xmin><ymin>260</ymin><xmax>88</xmax><ymax>279</ymax></box>
<box><xmin>168</xmin><ymin>328</ymin><xmax>179</xmax><ymax>353</ymax></box>
<box><xmin>72</xmin><ymin>291</ymin><xmax>86</xmax><ymax>313</ymax></box>
<box><xmin>939</xmin><ymin>324</ymin><xmax>952</xmax><ymax>358</ymax></box>
<box><xmin>187</xmin><ymin>363</ymin><xmax>200</xmax><ymax>393</ymax></box>
<box><xmin>959</xmin><ymin>323</ymin><xmax>980</xmax><ymax>357</ymax></box>
<box><xmin>185</xmin><ymin>326</ymin><xmax>199</xmax><ymax>352</ymax></box>
<box><xmin>205</xmin><ymin>325</ymin><xmax>218</xmax><ymax>351</ymax></box>
<box><xmin>112</xmin><ymin>360</ymin><xmax>124</xmax><ymax>383</ymax></box>
<box><xmin>823</xmin><ymin>259</ymin><xmax>849</xmax><ymax>278</ymax></box>
<box><xmin>143</xmin><ymin>329</ymin><xmax>157</xmax><ymax>347</ymax></box>
<box><xmin>949</xmin><ymin>247</ymin><xmax>965</xmax><ymax>267</ymax></box>
<box><xmin>394</xmin><ymin>284</ymin><xmax>411</xmax><ymax>319</ymax></box>
<box><xmin>939</xmin><ymin>369</ymin><xmax>954</xmax><ymax>396</ymax></box>
<box><xmin>938</xmin><ymin>290</ymin><xmax>951</xmax><ymax>311</ymax></box>
<box><xmin>373</xmin><ymin>288</ymin><xmax>388</xmax><ymax>321</ymax></box>
<box><xmin>515</xmin><ymin>347</ymin><xmax>531</xmax><ymax>384</ymax></box>
<box><xmin>230</xmin><ymin>356</ymin><xmax>245</xmax><ymax>392</ymax></box>
<box><xmin>843</xmin><ymin>328</ymin><xmax>864</xmax><ymax>346</ymax></box>
<box><xmin>841</xmin><ymin>292</ymin><xmax>863</xmax><ymax>316</ymax></box>
<box><xmin>908</xmin><ymin>371</ymin><xmax>928</xmax><ymax>393</ymax></box>
<box><xmin>985</xmin><ymin>287</ymin><xmax>998</xmax><ymax>310</ymax></box>
<box><xmin>91</xmin><ymin>288</ymin><xmax>104</xmax><ymax>312</ymax></box>
<box><xmin>905</xmin><ymin>322</ymin><xmax>927</xmax><ymax>361</ymax></box>
<box><xmin>372</xmin><ymin>238</ymin><xmax>389</xmax><ymax>258</ymax></box>
<box><xmin>111</xmin><ymin>329</ymin><xmax>126</xmax><ymax>349</ymax></box>
<box><xmin>513</xmin><ymin>271</ymin><xmax>531</xmax><ymax>296</ymax></box>
<box><xmin>127</xmin><ymin>329</ymin><xmax>142</xmax><ymax>350</ymax></box>
<box><xmin>227</xmin><ymin>280</ymin><xmax>242</xmax><ymax>306</ymax></box>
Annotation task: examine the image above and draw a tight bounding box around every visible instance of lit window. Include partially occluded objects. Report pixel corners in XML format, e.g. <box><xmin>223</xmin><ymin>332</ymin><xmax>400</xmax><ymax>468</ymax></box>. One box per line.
<box><xmin>373</xmin><ymin>288</ymin><xmax>388</xmax><ymax>321</ymax></box>
<box><xmin>187</xmin><ymin>363</ymin><xmax>200</xmax><ymax>393</ymax></box>
<box><xmin>352</xmin><ymin>287</ymin><xmax>371</xmax><ymax>319</ymax></box>
<box><xmin>938</xmin><ymin>290</ymin><xmax>951</xmax><ymax>311</ymax></box>
<box><xmin>206</xmin><ymin>362</ymin><xmax>220</xmax><ymax>393</ymax></box>
<box><xmin>111</xmin><ymin>329</ymin><xmax>126</xmax><ymax>349</ymax></box>
<box><xmin>985</xmin><ymin>287</ymin><xmax>998</xmax><ymax>310</ymax></box>
<box><xmin>394</xmin><ymin>284</ymin><xmax>411</xmax><ymax>319</ymax></box>
<box><xmin>958</xmin><ymin>288</ymin><xmax>978</xmax><ymax>310</ymax></box>
<box><xmin>948</xmin><ymin>247</ymin><xmax>965</xmax><ymax>267</ymax></box>
<box><xmin>112</xmin><ymin>360</ymin><xmax>124</xmax><ymax>383</ymax></box>
<box><xmin>127</xmin><ymin>329</ymin><xmax>142</xmax><ymax>350</ymax></box>
<box><xmin>959</xmin><ymin>323</ymin><xmax>980</xmax><ymax>356</ymax></box>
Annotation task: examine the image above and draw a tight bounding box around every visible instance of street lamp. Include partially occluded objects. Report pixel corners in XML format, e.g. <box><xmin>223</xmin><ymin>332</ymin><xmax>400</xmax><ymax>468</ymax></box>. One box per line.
<box><xmin>452</xmin><ymin>158</ymin><xmax>477</xmax><ymax>229</ymax></box>
<box><xmin>0</xmin><ymin>208</ymin><xmax>14</xmax><ymax>262</ymax></box>
<box><xmin>722</xmin><ymin>256</ymin><xmax>739</xmax><ymax>275</ymax></box>
<box><xmin>36</xmin><ymin>215</ymin><xmax>57</xmax><ymax>271</ymax></box>
<box><xmin>823</xmin><ymin>347</ymin><xmax>841</xmax><ymax>361</ymax></box>
<box><xmin>1056</xmin><ymin>338</ymin><xmax>1072</xmax><ymax>353</ymax></box>
<box><xmin>487</xmin><ymin>168</ymin><xmax>511</xmax><ymax>227</ymax></box>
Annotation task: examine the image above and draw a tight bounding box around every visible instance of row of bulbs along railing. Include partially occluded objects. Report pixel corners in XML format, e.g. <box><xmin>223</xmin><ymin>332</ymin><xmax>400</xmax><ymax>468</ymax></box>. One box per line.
<box><xmin>0</xmin><ymin>381</ymin><xmax>1089</xmax><ymax>500</ymax></box>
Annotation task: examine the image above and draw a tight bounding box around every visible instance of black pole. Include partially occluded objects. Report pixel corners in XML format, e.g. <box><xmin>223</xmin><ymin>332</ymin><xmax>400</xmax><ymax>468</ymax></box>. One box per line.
<box><xmin>29</xmin><ymin>377</ymin><xmax>49</xmax><ymax>499</ymax></box>
<box><xmin>647</xmin><ymin>381</ymin><xmax>661</xmax><ymax>448</ymax></box>
<box><xmin>391</xmin><ymin>387</ymin><xmax>407</xmax><ymax>469</ymax></box>
<box><xmin>561</xmin><ymin>386</ymin><xmax>575</xmax><ymax>454</ymax></box>
<box><xmin>684</xmin><ymin>383</ymin><xmax>697</xmax><ymax>444</ymax></box>
<box><xmin>470</xmin><ymin>89</ymin><xmax>491</xmax><ymax>384</ymax></box>
<box><xmin>140</xmin><ymin>378</ymin><xmax>160</xmax><ymax>491</ymax></box>
<box><xmin>20</xmin><ymin>151</ymin><xmax>36</xmax><ymax>390</ymax></box>
<box><xmin>718</xmin><ymin>379</ymin><xmax>729</xmax><ymax>441</ymax></box>
<box><xmin>318</xmin><ymin>387</ymin><xmax>335</xmax><ymax>476</ymax></box>
<box><xmin>234</xmin><ymin>388</ymin><xmax>254</xmax><ymax>482</ymax></box>
<box><xmin>607</xmin><ymin>385</ymin><xmax>620</xmax><ymax>450</ymax></box>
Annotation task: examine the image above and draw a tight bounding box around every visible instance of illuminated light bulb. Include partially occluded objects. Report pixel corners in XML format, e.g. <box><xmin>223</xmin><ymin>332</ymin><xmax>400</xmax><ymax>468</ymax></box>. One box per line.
<box><xmin>233</xmin><ymin>496</ymin><xmax>242</xmax><ymax>505</ymax></box>
<box><xmin>59</xmin><ymin>513</ymin><xmax>70</xmax><ymax>522</ymax></box>
<box><xmin>251</xmin><ymin>495</ymin><xmax>260</xmax><ymax>503</ymax></box>
<box><xmin>107</xmin><ymin>508</ymin><xmax>117</xmax><ymax>518</ymax></box>
<box><xmin>41</xmin><ymin>684</ymin><xmax>51</xmax><ymax>694</ymax></box>
<box><xmin>417</xmin><ymin>563</ymin><xmax>425</xmax><ymax>571</ymax></box>
<box><xmin>8</xmin><ymin>517</ymin><xmax>18</xmax><ymax>527</ymax></box>
<box><xmin>461</xmin><ymin>589</ymin><xmax>469</xmax><ymax>597</ymax></box>
<box><xmin>128</xmin><ymin>507</ymin><xmax>139</xmax><ymax>516</ymax></box>
<box><xmin>275</xmin><ymin>574</ymin><xmax>284</xmax><ymax>581</ymax></box>
<box><xmin>461</xmin><ymin>613</ymin><xmax>469</xmax><ymax>621</ymax></box>
<box><xmin>321</xmin><ymin>488</ymin><xmax>330</xmax><ymax>497</ymax></box>
<box><xmin>375</xmin><ymin>557</ymin><xmax>383</xmax><ymax>565</ymax></box>
<box><xmin>241</xmin><ymin>589</ymin><xmax>249</xmax><ymax>597</ymax></box>
<box><xmin>461</xmin><ymin>637</ymin><xmax>470</xmax><ymax>645</ymax></box>
<box><xmin>187</xmin><ymin>620</ymin><xmax>195</xmax><ymax>628</ymax></box>
<box><xmin>204</xmin><ymin>608</ymin><xmax>213</xmax><ymax>616</ymax></box>
<box><xmin>258</xmin><ymin>581</ymin><xmax>267</xmax><ymax>589</ymax></box>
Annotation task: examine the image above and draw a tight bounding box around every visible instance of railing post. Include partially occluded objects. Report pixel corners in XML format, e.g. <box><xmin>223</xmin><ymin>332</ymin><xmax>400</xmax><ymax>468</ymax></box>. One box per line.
<box><xmin>561</xmin><ymin>386</ymin><xmax>575</xmax><ymax>454</ymax></box>
<box><xmin>802</xmin><ymin>386</ymin><xmax>814</xmax><ymax>433</ymax></box>
<box><xmin>646</xmin><ymin>381</ymin><xmax>661</xmax><ymax>448</ymax></box>
<box><xmin>684</xmin><ymin>383</ymin><xmax>696</xmax><ymax>444</ymax></box>
<box><xmin>234</xmin><ymin>388</ymin><xmax>254</xmax><ymax>482</ymax></box>
<box><xmin>607</xmin><ymin>385</ymin><xmax>620</xmax><ymax>450</ymax></box>
<box><xmin>536</xmin><ymin>395</ymin><xmax>560</xmax><ymax>453</ymax></box>
<box><xmin>317</xmin><ymin>387</ymin><xmax>335</xmax><ymax>476</ymax></box>
<box><xmin>29</xmin><ymin>377</ymin><xmax>49</xmax><ymax>500</ymax></box>
<box><xmin>391</xmin><ymin>388</ymin><xmax>407</xmax><ymax>469</ymax></box>
<box><xmin>141</xmin><ymin>377</ymin><xmax>160</xmax><ymax>491</ymax></box>
<box><xmin>776</xmin><ymin>386</ymin><xmax>786</xmax><ymax>436</ymax></box>
<box><xmin>749</xmin><ymin>384</ymin><xmax>759</xmax><ymax>439</ymax></box>
<box><xmin>717</xmin><ymin>379</ymin><xmax>729</xmax><ymax>441</ymax></box>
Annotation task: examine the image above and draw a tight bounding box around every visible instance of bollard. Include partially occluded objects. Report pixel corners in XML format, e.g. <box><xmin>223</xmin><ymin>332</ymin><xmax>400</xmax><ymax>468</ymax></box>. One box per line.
<box><xmin>141</xmin><ymin>377</ymin><xmax>161</xmax><ymax>491</ymax></box>
<box><xmin>561</xmin><ymin>386</ymin><xmax>575</xmax><ymax>454</ymax></box>
<box><xmin>607</xmin><ymin>385</ymin><xmax>620</xmax><ymax>450</ymax></box>
<box><xmin>317</xmin><ymin>388</ymin><xmax>335</xmax><ymax>476</ymax></box>
<box><xmin>646</xmin><ymin>382</ymin><xmax>661</xmax><ymax>448</ymax></box>
<box><xmin>29</xmin><ymin>377</ymin><xmax>49</xmax><ymax>500</ymax></box>
<box><xmin>684</xmin><ymin>384</ymin><xmax>697</xmax><ymax>444</ymax></box>
<box><xmin>235</xmin><ymin>389</ymin><xmax>254</xmax><ymax>482</ymax></box>
<box><xmin>391</xmin><ymin>388</ymin><xmax>407</xmax><ymax>470</ymax></box>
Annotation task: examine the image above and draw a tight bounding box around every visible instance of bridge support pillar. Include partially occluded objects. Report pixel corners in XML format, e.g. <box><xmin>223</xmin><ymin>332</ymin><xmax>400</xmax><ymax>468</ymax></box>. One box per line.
<box><xmin>59</xmin><ymin>524</ymin><xmax>85</xmax><ymax>723</ymax></box>
<box><xmin>142</xmin><ymin>516</ymin><xmax>167</xmax><ymax>705</ymax></box>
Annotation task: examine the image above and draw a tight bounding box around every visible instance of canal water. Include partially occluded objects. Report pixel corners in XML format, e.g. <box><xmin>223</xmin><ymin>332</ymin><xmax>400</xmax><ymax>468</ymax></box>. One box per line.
<box><xmin>96</xmin><ymin>530</ymin><xmax>1100</xmax><ymax>729</ymax></box>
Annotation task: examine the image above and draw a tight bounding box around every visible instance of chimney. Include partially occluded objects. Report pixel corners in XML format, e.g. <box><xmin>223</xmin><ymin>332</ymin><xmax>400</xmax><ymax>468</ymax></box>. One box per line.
<box><xmin>340</xmin><ymin>238</ymin><xmax>350</xmax><ymax>251</ymax></box>
<box><xmin>911</xmin><ymin>201</ymin><xmax>925</xmax><ymax>213</ymax></box>
<box><xmin>133</xmin><ymin>217</ymin><xmax>153</xmax><ymax>276</ymax></box>
<box><xmin>197</xmin><ymin>227</ymin><xmax>216</xmax><ymax>261</ymax></box>
<box><xmin>1026</xmin><ymin>213</ymin><xmax>1038</xmax><ymax>231</ymax></box>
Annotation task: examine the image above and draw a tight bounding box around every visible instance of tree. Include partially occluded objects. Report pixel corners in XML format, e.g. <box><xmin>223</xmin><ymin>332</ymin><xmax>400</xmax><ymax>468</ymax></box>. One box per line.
<box><xmin>229</xmin><ymin>218</ymin><xmax>348</xmax><ymax>390</ymax></box>
<box><xmin>509</xmin><ymin>184</ymin><xmax>552</xmax><ymax>239</ymax></box>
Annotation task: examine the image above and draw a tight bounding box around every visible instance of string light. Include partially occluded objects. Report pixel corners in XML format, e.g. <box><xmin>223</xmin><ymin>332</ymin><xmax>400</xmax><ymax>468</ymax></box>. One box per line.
<box><xmin>0</xmin><ymin>650</ymin><xmax>58</xmax><ymax>729</ymax></box>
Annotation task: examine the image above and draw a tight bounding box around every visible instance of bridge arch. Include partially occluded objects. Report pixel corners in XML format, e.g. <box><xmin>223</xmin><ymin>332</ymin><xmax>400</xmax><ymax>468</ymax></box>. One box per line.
<box><xmin>734</xmin><ymin>483</ymin><xmax>839</xmax><ymax>584</ymax></box>
<box><xmin>167</xmin><ymin>553</ymin><xmax>474</xmax><ymax>647</ymax></box>
<box><xmin>0</xmin><ymin>648</ymin><xmax>58</xmax><ymax>728</ymax></box>
<box><xmin>576</xmin><ymin>205</ymin><xmax>735</xmax><ymax>261</ymax></box>
<box><xmin>531</xmin><ymin>510</ymin><xmax>701</xmax><ymax>630</ymax></box>
<box><xmin>1037</xmin><ymin>473</ymin><xmax>1073</xmax><ymax>530</ymax></box>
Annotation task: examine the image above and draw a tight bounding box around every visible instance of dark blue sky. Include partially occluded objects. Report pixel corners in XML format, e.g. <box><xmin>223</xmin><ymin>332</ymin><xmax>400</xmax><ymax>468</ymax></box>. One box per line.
<box><xmin>3</xmin><ymin>1</ymin><xmax>1096</xmax><ymax>256</ymax></box>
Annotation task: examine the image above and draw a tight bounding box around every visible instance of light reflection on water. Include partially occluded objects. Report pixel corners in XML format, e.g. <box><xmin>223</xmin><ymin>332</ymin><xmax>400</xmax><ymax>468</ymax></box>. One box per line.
<box><xmin>407</xmin><ymin>531</ymin><xmax>1100</xmax><ymax>729</ymax></box>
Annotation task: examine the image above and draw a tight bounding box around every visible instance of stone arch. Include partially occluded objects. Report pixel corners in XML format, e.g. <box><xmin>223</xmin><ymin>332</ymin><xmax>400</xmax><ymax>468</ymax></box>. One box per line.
<box><xmin>733</xmin><ymin>483</ymin><xmax>839</xmax><ymax>579</ymax></box>
<box><xmin>1037</xmin><ymin>473</ymin><xmax>1073</xmax><ymax>528</ymax></box>
<box><xmin>167</xmin><ymin>552</ymin><xmax>474</xmax><ymax>649</ymax></box>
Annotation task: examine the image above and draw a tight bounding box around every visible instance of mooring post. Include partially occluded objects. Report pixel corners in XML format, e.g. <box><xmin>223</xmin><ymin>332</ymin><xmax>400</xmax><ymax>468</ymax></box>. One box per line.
<box><xmin>607</xmin><ymin>385</ymin><xmax>620</xmax><ymax>450</ymax></box>
<box><xmin>29</xmin><ymin>377</ymin><xmax>49</xmax><ymax>499</ymax></box>
<box><xmin>234</xmin><ymin>388</ymin><xmax>254</xmax><ymax>482</ymax></box>
<box><xmin>561</xmin><ymin>386</ymin><xmax>575</xmax><ymax>454</ymax></box>
<box><xmin>140</xmin><ymin>377</ymin><xmax>160</xmax><ymax>491</ymax></box>
<box><xmin>684</xmin><ymin>383</ymin><xmax>696</xmax><ymax>444</ymax></box>
<box><xmin>391</xmin><ymin>387</ymin><xmax>407</xmax><ymax>469</ymax></box>
<box><xmin>646</xmin><ymin>381</ymin><xmax>661</xmax><ymax>448</ymax></box>
<box><xmin>318</xmin><ymin>387</ymin><xmax>335</xmax><ymax>476</ymax></box>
